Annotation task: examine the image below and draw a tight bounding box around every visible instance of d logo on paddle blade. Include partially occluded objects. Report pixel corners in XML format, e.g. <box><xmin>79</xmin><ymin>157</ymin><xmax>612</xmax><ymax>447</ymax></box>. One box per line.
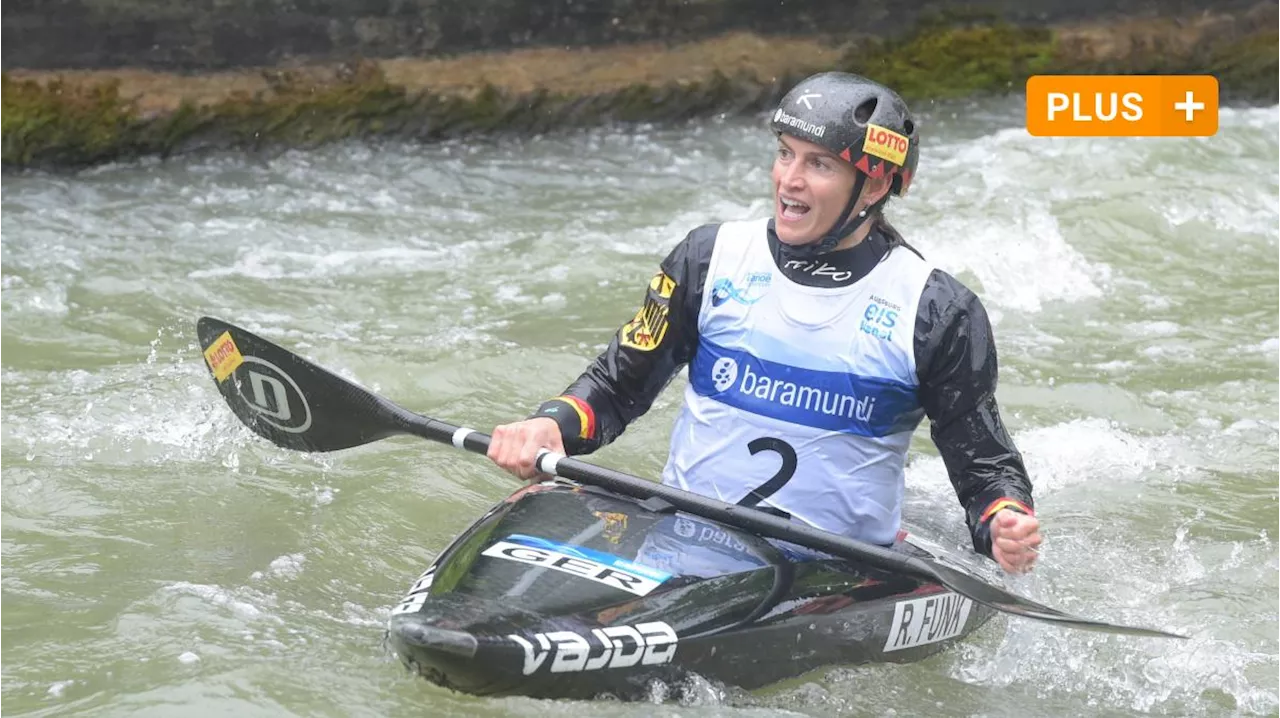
<box><xmin>234</xmin><ymin>357</ymin><xmax>312</xmax><ymax>434</ymax></box>
<box><xmin>196</xmin><ymin>316</ymin><xmax>408</xmax><ymax>452</ymax></box>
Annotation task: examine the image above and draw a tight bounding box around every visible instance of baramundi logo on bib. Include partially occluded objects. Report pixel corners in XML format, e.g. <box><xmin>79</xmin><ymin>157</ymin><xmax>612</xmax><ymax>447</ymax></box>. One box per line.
<box><xmin>711</xmin><ymin>357</ymin><xmax>738</xmax><ymax>391</ymax></box>
<box><xmin>691</xmin><ymin>340</ymin><xmax>923</xmax><ymax>437</ymax></box>
<box><xmin>729</xmin><ymin>362</ymin><xmax>876</xmax><ymax>422</ymax></box>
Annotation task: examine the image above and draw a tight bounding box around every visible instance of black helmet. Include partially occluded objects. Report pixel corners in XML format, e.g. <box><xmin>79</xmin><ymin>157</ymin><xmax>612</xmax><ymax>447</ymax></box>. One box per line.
<box><xmin>769</xmin><ymin>72</ymin><xmax>919</xmax><ymax>253</ymax></box>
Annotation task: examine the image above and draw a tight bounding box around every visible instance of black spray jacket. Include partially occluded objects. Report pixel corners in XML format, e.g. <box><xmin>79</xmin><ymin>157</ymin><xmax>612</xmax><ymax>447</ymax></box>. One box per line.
<box><xmin>532</xmin><ymin>219</ymin><xmax>1034</xmax><ymax>558</ymax></box>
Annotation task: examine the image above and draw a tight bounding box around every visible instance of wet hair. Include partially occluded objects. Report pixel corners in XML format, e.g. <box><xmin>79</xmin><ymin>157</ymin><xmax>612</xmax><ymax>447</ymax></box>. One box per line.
<box><xmin>874</xmin><ymin>215</ymin><xmax>925</xmax><ymax>261</ymax></box>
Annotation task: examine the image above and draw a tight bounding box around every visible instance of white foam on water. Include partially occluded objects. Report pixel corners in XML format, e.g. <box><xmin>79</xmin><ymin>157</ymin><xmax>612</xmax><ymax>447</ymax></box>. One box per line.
<box><xmin>1</xmin><ymin>282</ymin><xmax>70</xmax><ymax>315</ymax></box>
<box><xmin>893</xmin><ymin>126</ymin><xmax>1113</xmax><ymax>314</ymax></box>
<box><xmin>956</xmin><ymin>630</ymin><xmax>1279</xmax><ymax>716</ymax></box>
<box><xmin>115</xmin><ymin>576</ymin><xmax>339</xmax><ymax>683</ymax></box>
<box><xmin>1</xmin><ymin>327</ymin><xmax>350</xmax><ymax>476</ymax></box>
<box><xmin>187</xmin><ymin>244</ymin><xmax>449</xmax><ymax>281</ymax></box>
<box><xmin>1140</xmin><ymin>343</ymin><xmax>1182</xmax><ymax>359</ymax></box>
<box><xmin>272</xmin><ymin>596</ymin><xmax>387</xmax><ymax>631</ymax></box>
<box><xmin>1125</xmin><ymin>320</ymin><xmax>1182</xmax><ymax>337</ymax></box>
<box><xmin>587</xmin><ymin>196</ymin><xmax>768</xmax><ymax>258</ymax></box>
<box><xmin>1138</xmin><ymin>292</ymin><xmax>1175</xmax><ymax>311</ymax></box>
<box><xmin>163</xmin><ymin>582</ymin><xmax>280</xmax><ymax>624</ymax></box>
<box><xmin>1143</xmin><ymin>383</ymin><xmax>1279</xmax><ymax>463</ymax></box>
<box><xmin>4</xmin><ymin>364</ymin><xmax>257</xmax><ymax>468</ymax></box>
<box><xmin>1153</xmin><ymin>110</ymin><xmax>1278</xmax><ymax>240</ymax></box>
<box><xmin>46</xmin><ymin>680</ymin><xmax>75</xmax><ymax>698</ymax></box>
<box><xmin>493</xmin><ymin>283</ymin><xmax>531</xmax><ymax>304</ymax></box>
<box><xmin>1248</xmin><ymin>336</ymin><xmax>1279</xmax><ymax>359</ymax></box>
<box><xmin>1093</xmin><ymin>359</ymin><xmax>1136</xmax><ymax>373</ymax></box>
<box><xmin>266</xmin><ymin>553</ymin><xmax>307</xmax><ymax>580</ymax></box>
<box><xmin>313</xmin><ymin>486</ymin><xmax>338</xmax><ymax>506</ymax></box>
<box><xmin>922</xmin><ymin>209</ymin><xmax>1107</xmax><ymax>313</ymax></box>
<box><xmin>898</xmin><ymin>398</ymin><xmax>1277</xmax><ymax>716</ymax></box>
<box><xmin>1220</xmin><ymin>104</ymin><xmax>1280</xmax><ymax>129</ymax></box>
<box><xmin>914</xmin><ymin>426</ymin><xmax>1184</xmax><ymax>582</ymax></box>
<box><xmin>906</xmin><ymin>417</ymin><xmax>1158</xmax><ymax>504</ymax></box>
<box><xmin>1161</xmin><ymin>192</ymin><xmax>1280</xmax><ymax>239</ymax></box>
<box><xmin>337</xmin><ymin>601</ymin><xmax>386</xmax><ymax>629</ymax></box>
<box><xmin>951</xmin><ymin>520</ymin><xmax>1280</xmax><ymax>717</ymax></box>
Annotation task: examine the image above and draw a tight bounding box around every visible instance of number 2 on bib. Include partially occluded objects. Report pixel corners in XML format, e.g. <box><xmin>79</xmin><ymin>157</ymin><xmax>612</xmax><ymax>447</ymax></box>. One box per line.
<box><xmin>736</xmin><ymin>437</ymin><xmax>798</xmax><ymax>513</ymax></box>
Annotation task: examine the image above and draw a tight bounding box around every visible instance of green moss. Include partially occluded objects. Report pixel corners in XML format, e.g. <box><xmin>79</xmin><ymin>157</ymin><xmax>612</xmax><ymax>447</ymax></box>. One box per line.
<box><xmin>841</xmin><ymin>21</ymin><xmax>1056</xmax><ymax>101</ymax></box>
<box><xmin>1038</xmin><ymin>26</ymin><xmax>1278</xmax><ymax>104</ymax></box>
<box><xmin>2</xmin><ymin>58</ymin><xmax>818</xmax><ymax>169</ymax></box>
<box><xmin>1</xmin><ymin>62</ymin><xmax>422</xmax><ymax>168</ymax></box>
<box><xmin>2</xmin><ymin>20</ymin><xmax>1274</xmax><ymax>170</ymax></box>
<box><xmin>1209</xmin><ymin>31</ymin><xmax>1279</xmax><ymax>104</ymax></box>
<box><xmin>153</xmin><ymin>101</ymin><xmax>209</xmax><ymax>157</ymax></box>
<box><xmin>206</xmin><ymin>61</ymin><xmax>414</xmax><ymax>148</ymax></box>
<box><xmin>1</xmin><ymin>74</ymin><xmax>142</xmax><ymax>166</ymax></box>
<box><xmin>841</xmin><ymin>16</ymin><xmax>1276</xmax><ymax>105</ymax></box>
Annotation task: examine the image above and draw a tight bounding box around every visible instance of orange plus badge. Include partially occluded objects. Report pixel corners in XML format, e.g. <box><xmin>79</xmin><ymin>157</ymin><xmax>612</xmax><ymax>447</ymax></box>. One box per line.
<box><xmin>1025</xmin><ymin>75</ymin><xmax>1218</xmax><ymax>137</ymax></box>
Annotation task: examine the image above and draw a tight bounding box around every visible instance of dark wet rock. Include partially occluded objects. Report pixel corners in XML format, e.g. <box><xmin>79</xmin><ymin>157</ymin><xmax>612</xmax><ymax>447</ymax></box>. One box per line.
<box><xmin>2</xmin><ymin>2</ymin><xmax>1275</xmax><ymax>169</ymax></box>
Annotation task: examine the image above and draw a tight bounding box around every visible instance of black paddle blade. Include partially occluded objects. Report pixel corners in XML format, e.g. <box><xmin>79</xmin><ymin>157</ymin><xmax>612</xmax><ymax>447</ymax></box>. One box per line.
<box><xmin>923</xmin><ymin>563</ymin><xmax>1188</xmax><ymax>639</ymax></box>
<box><xmin>195</xmin><ymin>317</ymin><xmax>405</xmax><ymax>452</ymax></box>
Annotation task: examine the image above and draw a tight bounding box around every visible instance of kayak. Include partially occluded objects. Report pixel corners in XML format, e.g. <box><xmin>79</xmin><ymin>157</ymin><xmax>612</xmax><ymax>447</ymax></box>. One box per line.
<box><xmin>385</xmin><ymin>480</ymin><xmax>996</xmax><ymax>700</ymax></box>
<box><xmin>193</xmin><ymin>316</ymin><xmax>1184</xmax><ymax>703</ymax></box>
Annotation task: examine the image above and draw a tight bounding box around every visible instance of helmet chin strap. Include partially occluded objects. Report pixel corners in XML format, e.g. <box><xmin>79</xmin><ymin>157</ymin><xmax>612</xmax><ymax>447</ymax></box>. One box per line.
<box><xmin>785</xmin><ymin>172</ymin><xmax>885</xmax><ymax>258</ymax></box>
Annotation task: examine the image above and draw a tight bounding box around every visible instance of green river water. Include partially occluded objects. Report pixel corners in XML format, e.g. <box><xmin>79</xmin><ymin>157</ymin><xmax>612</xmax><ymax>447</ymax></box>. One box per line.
<box><xmin>3</xmin><ymin>98</ymin><xmax>1277</xmax><ymax>717</ymax></box>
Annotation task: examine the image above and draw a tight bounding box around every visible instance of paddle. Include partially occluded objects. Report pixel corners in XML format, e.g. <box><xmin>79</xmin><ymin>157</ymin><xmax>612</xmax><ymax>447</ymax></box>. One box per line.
<box><xmin>195</xmin><ymin>315</ymin><xmax>1187</xmax><ymax>640</ymax></box>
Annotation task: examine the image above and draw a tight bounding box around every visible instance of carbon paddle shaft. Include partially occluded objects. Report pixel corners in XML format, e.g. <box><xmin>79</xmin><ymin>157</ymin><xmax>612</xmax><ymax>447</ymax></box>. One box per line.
<box><xmin>405</xmin><ymin>413</ymin><xmax>921</xmax><ymax>576</ymax></box>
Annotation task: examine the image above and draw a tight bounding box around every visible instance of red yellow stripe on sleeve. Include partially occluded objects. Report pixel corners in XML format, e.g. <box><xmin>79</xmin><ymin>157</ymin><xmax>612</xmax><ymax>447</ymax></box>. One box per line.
<box><xmin>980</xmin><ymin>498</ymin><xmax>1034</xmax><ymax>524</ymax></box>
<box><xmin>552</xmin><ymin>396</ymin><xmax>596</xmax><ymax>440</ymax></box>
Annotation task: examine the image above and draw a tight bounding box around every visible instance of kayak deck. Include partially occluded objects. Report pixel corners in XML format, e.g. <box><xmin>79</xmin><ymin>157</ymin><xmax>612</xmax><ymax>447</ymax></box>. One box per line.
<box><xmin>386</xmin><ymin>482</ymin><xmax>995</xmax><ymax>700</ymax></box>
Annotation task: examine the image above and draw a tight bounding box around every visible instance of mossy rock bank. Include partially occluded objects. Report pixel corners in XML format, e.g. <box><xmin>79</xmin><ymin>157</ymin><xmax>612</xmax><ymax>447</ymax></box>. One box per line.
<box><xmin>4</xmin><ymin>8</ymin><xmax>1276</xmax><ymax>171</ymax></box>
<box><xmin>1</xmin><ymin>46</ymin><xmax>814</xmax><ymax>169</ymax></box>
<box><xmin>841</xmin><ymin>5</ymin><xmax>1278</xmax><ymax>103</ymax></box>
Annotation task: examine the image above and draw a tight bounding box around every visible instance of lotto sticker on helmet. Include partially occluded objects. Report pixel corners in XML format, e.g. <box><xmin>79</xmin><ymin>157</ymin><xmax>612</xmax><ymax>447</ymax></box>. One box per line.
<box><xmin>863</xmin><ymin>124</ymin><xmax>909</xmax><ymax>166</ymax></box>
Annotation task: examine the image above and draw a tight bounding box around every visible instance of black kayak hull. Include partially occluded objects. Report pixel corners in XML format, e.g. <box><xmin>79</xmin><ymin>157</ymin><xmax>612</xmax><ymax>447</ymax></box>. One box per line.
<box><xmin>386</xmin><ymin>482</ymin><xmax>996</xmax><ymax>700</ymax></box>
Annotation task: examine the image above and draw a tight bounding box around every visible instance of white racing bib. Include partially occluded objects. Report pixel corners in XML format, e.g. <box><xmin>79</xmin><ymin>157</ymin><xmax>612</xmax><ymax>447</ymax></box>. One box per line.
<box><xmin>661</xmin><ymin>218</ymin><xmax>934</xmax><ymax>545</ymax></box>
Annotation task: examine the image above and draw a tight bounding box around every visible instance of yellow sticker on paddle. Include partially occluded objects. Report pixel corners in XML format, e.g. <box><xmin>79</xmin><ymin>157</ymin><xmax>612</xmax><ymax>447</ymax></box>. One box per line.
<box><xmin>203</xmin><ymin>331</ymin><xmax>244</xmax><ymax>382</ymax></box>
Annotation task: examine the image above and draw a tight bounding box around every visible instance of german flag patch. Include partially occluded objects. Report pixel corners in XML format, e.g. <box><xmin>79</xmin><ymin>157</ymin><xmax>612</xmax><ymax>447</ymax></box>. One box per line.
<box><xmin>619</xmin><ymin>271</ymin><xmax>675</xmax><ymax>352</ymax></box>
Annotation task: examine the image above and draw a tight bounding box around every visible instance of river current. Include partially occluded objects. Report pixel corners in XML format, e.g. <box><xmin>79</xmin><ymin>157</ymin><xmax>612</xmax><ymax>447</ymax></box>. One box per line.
<box><xmin>3</xmin><ymin>97</ymin><xmax>1277</xmax><ymax>717</ymax></box>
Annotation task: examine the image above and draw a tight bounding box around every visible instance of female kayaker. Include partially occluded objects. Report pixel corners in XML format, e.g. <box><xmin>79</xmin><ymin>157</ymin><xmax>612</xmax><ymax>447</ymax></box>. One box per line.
<box><xmin>485</xmin><ymin>72</ymin><xmax>1042</xmax><ymax>574</ymax></box>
